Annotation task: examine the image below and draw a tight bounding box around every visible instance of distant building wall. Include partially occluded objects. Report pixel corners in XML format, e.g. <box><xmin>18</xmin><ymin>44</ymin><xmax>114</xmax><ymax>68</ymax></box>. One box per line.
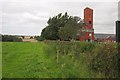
<box><xmin>19</xmin><ymin>36</ymin><xmax>38</xmax><ymax>42</ymax></box>
<box><xmin>84</xmin><ymin>7</ymin><xmax>93</xmax><ymax>29</ymax></box>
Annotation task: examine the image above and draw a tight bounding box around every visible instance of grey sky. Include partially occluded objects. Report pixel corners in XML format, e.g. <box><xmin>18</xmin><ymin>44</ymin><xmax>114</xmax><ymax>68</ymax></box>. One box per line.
<box><xmin>118</xmin><ymin>1</ymin><xmax>120</xmax><ymax>21</ymax></box>
<box><xmin>1</xmin><ymin>0</ymin><xmax>119</xmax><ymax>36</ymax></box>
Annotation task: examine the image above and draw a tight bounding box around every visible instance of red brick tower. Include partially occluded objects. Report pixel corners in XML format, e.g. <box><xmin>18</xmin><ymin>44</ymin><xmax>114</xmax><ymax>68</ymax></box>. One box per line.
<box><xmin>80</xmin><ymin>7</ymin><xmax>95</xmax><ymax>42</ymax></box>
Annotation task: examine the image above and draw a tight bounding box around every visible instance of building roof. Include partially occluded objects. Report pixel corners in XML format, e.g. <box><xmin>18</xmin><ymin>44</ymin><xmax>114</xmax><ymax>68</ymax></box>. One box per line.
<box><xmin>94</xmin><ymin>33</ymin><xmax>115</xmax><ymax>39</ymax></box>
<box><xmin>84</xmin><ymin>7</ymin><xmax>93</xmax><ymax>10</ymax></box>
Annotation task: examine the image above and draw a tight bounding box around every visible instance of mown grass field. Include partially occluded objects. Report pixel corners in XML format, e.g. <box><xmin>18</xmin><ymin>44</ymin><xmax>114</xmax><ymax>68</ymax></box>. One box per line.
<box><xmin>2</xmin><ymin>42</ymin><xmax>119</xmax><ymax>78</ymax></box>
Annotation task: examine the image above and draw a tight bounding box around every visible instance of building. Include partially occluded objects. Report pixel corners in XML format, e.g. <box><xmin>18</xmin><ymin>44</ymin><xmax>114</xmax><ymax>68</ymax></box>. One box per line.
<box><xmin>94</xmin><ymin>34</ymin><xmax>115</xmax><ymax>42</ymax></box>
<box><xmin>18</xmin><ymin>36</ymin><xmax>38</xmax><ymax>42</ymax></box>
<box><xmin>79</xmin><ymin>7</ymin><xmax>95</xmax><ymax>42</ymax></box>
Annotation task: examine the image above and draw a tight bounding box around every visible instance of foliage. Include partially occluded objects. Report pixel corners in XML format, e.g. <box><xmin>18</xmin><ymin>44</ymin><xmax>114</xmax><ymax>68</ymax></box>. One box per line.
<box><xmin>90</xmin><ymin>43</ymin><xmax>118</xmax><ymax>78</ymax></box>
<box><xmin>41</xmin><ymin>12</ymin><xmax>83</xmax><ymax>40</ymax></box>
<box><xmin>34</xmin><ymin>36</ymin><xmax>44</xmax><ymax>41</ymax></box>
<box><xmin>41</xmin><ymin>12</ymin><xmax>68</xmax><ymax>40</ymax></box>
<box><xmin>2</xmin><ymin>35</ymin><xmax>22</xmax><ymax>42</ymax></box>
<box><xmin>44</xmin><ymin>41</ymin><xmax>119</xmax><ymax>78</ymax></box>
<box><xmin>59</xmin><ymin>16</ymin><xmax>82</xmax><ymax>41</ymax></box>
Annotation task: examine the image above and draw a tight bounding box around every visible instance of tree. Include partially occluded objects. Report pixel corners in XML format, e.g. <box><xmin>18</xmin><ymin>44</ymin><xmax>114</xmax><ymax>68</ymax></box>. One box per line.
<box><xmin>59</xmin><ymin>26</ymin><xmax>71</xmax><ymax>41</ymax></box>
<box><xmin>40</xmin><ymin>12</ymin><xmax>83</xmax><ymax>40</ymax></box>
<box><xmin>2</xmin><ymin>35</ymin><xmax>22</xmax><ymax>42</ymax></box>
<box><xmin>41</xmin><ymin>12</ymin><xmax>70</xmax><ymax>40</ymax></box>
<box><xmin>59</xmin><ymin>16</ymin><xmax>83</xmax><ymax>41</ymax></box>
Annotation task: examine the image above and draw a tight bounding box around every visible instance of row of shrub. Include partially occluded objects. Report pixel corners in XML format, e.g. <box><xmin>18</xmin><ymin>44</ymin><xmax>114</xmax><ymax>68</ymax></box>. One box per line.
<box><xmin>2</xmin><ymin>35</ymin><xmax>22</xmax><ymax>42</ymax></box>
<box><xmin>44</xmin><ymin>41</ymin><xmax>119</xmax><ymax>78</ymax></box>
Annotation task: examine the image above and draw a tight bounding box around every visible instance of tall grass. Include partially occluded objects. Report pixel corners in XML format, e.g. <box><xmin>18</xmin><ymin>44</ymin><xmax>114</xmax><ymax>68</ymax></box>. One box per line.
<box><xmin>44</xmin><ymin>42</ymin><xmax>92</xmax><ymax>78</ymax></box>
<box><xmin>44</xmin><ymin>41</ymin><xmax>119</xmax><ymax>78</ymax></box>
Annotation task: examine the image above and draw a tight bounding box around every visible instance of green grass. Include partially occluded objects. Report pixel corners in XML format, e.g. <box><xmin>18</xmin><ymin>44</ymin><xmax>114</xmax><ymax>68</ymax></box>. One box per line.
<box><xmin>2</xmin><ymin>42</ymin><xmax>118</xmax><ymax>78</ymax></box>
<box><xmin>2</xmin><ymin>42</ymin><xmax>52</xmax><ymax>78</ymax></box>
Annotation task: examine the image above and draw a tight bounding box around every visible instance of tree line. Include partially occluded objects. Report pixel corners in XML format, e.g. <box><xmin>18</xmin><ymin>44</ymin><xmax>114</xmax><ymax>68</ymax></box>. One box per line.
<box><xmin>1</xmin><ymin>35</ymin><xmax>22</xmax><ymax>42</ymax></box>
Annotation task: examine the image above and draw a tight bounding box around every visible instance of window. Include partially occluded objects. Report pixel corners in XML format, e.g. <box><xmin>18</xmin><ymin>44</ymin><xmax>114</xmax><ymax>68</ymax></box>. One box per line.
<box><xmin>89</xmin><ymin>21</ymin><xmax>92</xmax><ymax>24</ymax></box>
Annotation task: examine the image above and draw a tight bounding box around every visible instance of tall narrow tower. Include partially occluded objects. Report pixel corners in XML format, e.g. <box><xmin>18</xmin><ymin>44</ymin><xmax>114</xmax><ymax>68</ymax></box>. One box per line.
<box><xmin>80</xmin><ymin>7</ymin><xmax>95</xmax><ymax>42</ymax></box>
<box><xmin>84</xmin><ymin>7</ymin><xmax>93</xmax><ymax>29</ymax></box>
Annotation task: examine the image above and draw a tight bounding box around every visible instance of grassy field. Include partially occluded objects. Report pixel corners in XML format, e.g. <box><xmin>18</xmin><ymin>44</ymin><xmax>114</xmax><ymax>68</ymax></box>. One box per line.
<box><xmin>2</xmin><ymin>42</ymin><xmax>118</xmax><ymax>78</ymax></box>
<box><xmin>3</xmin><ymin>42</ymin><xmax>53</xmax><ymax>78</ymax></box>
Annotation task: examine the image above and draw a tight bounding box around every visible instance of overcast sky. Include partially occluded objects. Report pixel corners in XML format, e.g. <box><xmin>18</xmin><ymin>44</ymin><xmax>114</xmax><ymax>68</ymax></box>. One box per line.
<box><xmin>1</xmin><ymin>0</ymin><xmax>119</xmax><ymax>36</ymax></box>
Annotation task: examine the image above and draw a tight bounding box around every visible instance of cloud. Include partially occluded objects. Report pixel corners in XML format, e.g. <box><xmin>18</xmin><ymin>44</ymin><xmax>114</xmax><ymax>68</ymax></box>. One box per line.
<box><xmin>2</xmin><ymin>0</ymin><xmax>118</xmax><ymax>35</ymax></box>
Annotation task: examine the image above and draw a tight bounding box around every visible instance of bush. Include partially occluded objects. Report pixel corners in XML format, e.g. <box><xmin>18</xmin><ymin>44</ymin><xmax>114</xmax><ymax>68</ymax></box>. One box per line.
<box><xmin>90</xmin><ymin>43</ymin><xmax>118</xmax><ymax>78</ymax></box>
<box><xmin>44</xmin><ymin>41</ymin><xmax>119</xmax><ymax>78</ymax></box>
<box><xmin>44</xmin><ymin>41</ymin><xmax>97</xmax><ymax>78</ymax></box>
<box><xmin>2</xmin><ymin>35</ymin><xmax>22</xmax><ymax>42</ymax></box>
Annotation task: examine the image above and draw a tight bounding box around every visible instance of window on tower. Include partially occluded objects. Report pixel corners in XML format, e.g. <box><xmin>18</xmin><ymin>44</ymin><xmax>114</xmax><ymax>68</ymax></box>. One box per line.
<box><xmin>89</xmin><ymin>21</ymin><xmax>92</xmax><ymax>24</ymax></box>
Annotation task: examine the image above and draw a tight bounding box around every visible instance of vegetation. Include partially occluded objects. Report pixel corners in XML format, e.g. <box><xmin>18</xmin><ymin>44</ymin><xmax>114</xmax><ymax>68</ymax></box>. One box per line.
<box><xmin>2</xmin><ymin>42</ymin><xmax>119</xmax><ymax>78</ymax></box>
<box><xmin>2</xmin><ymin>35</ymin><xmax>22</xmax><ymax>42</ymax></box>
<box><xmin>40</xmin><ymin>12</ymin><xmax>83</xmax><ymax>41</ymax></box>
<box><xmin>90</xmin><ymin>43</ymin><xmax>118</xmax><ymax>78</ymax></box>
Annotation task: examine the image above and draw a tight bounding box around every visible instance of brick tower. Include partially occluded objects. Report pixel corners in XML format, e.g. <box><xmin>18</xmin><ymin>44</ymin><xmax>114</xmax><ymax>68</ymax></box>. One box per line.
<box><xmin>80</xmin><ymin>7</ymin><xmax>95</xmax><ymax>42</ymax></box>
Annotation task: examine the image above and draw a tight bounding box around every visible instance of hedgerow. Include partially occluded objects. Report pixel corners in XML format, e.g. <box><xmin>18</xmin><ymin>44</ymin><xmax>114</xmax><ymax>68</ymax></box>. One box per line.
<box><xmin>44</xmin><ymin>41</ymin><xmax>119</xmax><ymax>78</ymax></box>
